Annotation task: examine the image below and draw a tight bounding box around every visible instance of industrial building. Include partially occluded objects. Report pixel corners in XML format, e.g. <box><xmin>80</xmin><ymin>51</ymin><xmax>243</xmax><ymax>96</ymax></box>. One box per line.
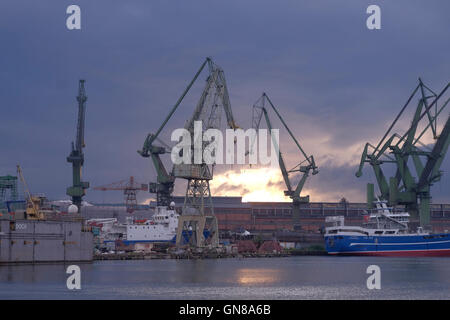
<box><xmin>81</xmin><ymin>196</ymin><xmax>450</xmax><ymax>235</ymax></box>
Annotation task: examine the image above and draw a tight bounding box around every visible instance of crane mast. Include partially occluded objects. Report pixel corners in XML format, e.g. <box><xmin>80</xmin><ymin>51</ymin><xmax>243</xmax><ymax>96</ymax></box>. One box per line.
<box><xmin>251</xmin><ymin>93</ymin><xmax>318</xmax><ymax>229</ymax></box>
<box><xmin>174</xmin><ymin>60</ymin><xmax>238</xmax><ymax>247</ymax></box>
<box><xmin>66</xmin><ymin>80</ymin><xmax>90</xmax><ymax>211</ymax></box>
<box><xmin>139</xmin><ymin>58</ymin><xmax>239</xmax><ymax>247</ymax></box>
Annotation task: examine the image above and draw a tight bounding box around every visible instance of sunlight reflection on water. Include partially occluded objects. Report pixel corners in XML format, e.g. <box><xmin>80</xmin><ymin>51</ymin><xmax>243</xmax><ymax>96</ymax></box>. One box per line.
<box><xmin>1</xmin><ymin>256</ymin><xmax>449</xmax><ymax>299</ymax></box>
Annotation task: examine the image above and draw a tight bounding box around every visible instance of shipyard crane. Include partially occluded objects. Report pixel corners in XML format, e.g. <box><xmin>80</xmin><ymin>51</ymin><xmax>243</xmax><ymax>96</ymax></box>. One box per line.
<box><xmin>66</xmin><ymin>80</ymin><xmax>90</xmax><ymax>212</ymax></box>
<box><xmin>94</xmin><ymin>177</ymin><xmax>148</xmax><ymax>213</ymax></box>
<box><xmin>138</xmin><ymin>57</ymin><xmax>239</xmax><ymax>247</ymax></box>
<box><xmin>251</xmin><ymin>93</ymin><xmax>318</xmax><ymax>229</ymax></box>
<box><xmin>16</xmin><ymin>165</ymin><xmax>42</xmax><ymax>220</ymax></box>
<box><xmin>356</xmin><ymin>79</ymin><xmax>450</xmax><ymax>227</ymax></box>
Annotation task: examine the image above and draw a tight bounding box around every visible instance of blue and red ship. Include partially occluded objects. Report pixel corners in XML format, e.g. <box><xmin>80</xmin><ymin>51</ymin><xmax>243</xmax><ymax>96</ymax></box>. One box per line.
<box><xmin>324</xmin><ymin>200</ymin><xmax>450</xmax><ymax>256</ymax></box>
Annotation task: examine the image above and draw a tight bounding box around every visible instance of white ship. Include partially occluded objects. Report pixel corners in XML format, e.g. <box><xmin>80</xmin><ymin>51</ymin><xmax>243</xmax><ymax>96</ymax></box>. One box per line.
<box><xmin>88</xmin><ymin>203</ymin><xmax>179</xmax><ymax>245</ymax></box>
<box><xmin>125</xmin><ymin>205</ymin><xmax>179</xmax><ymax>243</ymax></box>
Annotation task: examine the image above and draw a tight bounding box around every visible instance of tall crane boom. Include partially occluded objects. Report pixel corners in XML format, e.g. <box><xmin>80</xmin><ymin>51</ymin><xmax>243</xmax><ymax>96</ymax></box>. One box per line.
<box><xmin>251</xmin><ymin>93</ymin><xmax>318</xmax><ymax>229</ymax></box>
<box><xmin>139</xmin><ymin>58</ymin><xmax>239</xmax><ymax>247</ymax></box>
<box><xmin>67</xmin><ymin>80</ymin><xmax>90</xmax><ymax>211</ymax></box>
<box><xmin>138</xmin><ymin>58</ymin><xmax>239</xmax><ymax>207</ymax></box>
<box><xmin>138</xmin><ymin>58</ymin><xmax>210</xmax><ymax>206</ymax></box>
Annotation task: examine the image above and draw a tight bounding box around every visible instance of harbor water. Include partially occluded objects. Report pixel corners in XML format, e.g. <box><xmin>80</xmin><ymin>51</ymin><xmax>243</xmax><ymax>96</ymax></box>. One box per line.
<box><xmin>1</xmin><ymin>256</ymin><xmax>449</xmax><ymax>299</ymax></box>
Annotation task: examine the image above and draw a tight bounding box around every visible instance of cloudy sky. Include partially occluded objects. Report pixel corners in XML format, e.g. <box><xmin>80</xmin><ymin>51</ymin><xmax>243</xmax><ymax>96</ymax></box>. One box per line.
<box><xmin>0</xmin><ymin>0</ymin><xmax>449</xmax><ymax>204</ymax></box>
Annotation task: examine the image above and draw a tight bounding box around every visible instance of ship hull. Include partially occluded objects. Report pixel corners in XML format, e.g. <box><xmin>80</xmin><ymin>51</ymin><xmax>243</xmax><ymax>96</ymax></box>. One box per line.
<box><xmin>325</xmin><ymin>233</ymin><xmax>450</xmax><ymax>257</ymax></box>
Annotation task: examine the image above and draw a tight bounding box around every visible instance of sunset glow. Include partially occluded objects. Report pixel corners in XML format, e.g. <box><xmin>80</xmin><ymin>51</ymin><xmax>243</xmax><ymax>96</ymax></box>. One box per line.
<box><xmin>210</xmin><ymin>168</ymin><xmax>291</xmax><ymax>202</ymax></box>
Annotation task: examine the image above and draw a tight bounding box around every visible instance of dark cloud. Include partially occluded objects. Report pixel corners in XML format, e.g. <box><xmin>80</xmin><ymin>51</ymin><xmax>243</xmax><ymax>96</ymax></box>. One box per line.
<box><xmin>0</xmin><ymin>1</ymin><xmax>449</xmax><ymax>204</ymax></box>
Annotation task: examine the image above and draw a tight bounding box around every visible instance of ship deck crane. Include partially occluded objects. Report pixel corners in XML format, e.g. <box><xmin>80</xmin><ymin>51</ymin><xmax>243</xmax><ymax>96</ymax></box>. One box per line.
<box><xmin>251</xmin><ymin>93</ymin><xmax>318</xmax><ymax>229</ymax></box>
<box><xmin>66</xmin><ymin>80</ymin><xmax>90</xmax><ymax>211</ymax></box>
<box><xmin>138</xmin><ymin>57</ymin><xmax>239</xmax><ymax>247</ymax></box>
<box><xmin>356</xmin><ymin>79</ymin><xmax>450</xmax><ymax>227</ymax></box>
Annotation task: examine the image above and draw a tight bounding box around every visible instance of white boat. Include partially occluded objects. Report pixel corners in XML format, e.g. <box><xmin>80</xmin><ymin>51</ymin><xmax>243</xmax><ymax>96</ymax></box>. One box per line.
<box><xmin>125</xmin><ymin>205</ymin><xmax>179</xmax><ymax>243</ymax></box>
<box><xmin>90</xmin><ymin>203</ymin><xmax>180</xmax><ymax>245</ymax></box>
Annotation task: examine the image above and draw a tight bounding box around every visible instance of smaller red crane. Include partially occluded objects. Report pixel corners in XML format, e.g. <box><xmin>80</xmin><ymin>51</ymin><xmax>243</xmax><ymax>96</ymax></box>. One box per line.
<box><xmin>94</xmin><ymin>177</ymin><xmax>148</xmax><ymax>213</ymax></box>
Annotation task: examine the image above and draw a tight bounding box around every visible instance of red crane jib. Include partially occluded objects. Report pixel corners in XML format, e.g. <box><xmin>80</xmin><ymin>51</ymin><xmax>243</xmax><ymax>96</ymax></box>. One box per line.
<box><xmin>93</xmin><ymin>177</ymin><xmax>148</xmax><ymax>213</ymax></box>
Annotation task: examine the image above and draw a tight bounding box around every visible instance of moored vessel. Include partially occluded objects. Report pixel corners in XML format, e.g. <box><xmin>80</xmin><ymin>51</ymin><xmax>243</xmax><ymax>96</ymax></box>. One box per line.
<box><xmin>89</xmin><ymin>204</ymin><xmax>180</xmax><ymax>247</ymax></box>
<box><xmin>324</xmin><ymin>200</ymin><xmax>450</xmax><ymax>256</ymax></box>
<box><xmin>124</xmin><ymin>205</ymin><xmax>179</xmax><ymax>244</ymax></box>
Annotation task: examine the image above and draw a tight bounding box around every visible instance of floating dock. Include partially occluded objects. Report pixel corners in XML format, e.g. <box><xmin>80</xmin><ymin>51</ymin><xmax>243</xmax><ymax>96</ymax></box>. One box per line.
<box><xmin>0</xmin><ymin>219</ymin><xmax>93</xmax><ymax>264</ymax></box>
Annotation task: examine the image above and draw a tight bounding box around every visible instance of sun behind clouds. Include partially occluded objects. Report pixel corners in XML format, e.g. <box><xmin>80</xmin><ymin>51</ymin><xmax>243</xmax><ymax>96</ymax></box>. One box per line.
<box><xmin>210</xmin><ymin>168</ymin><xmax>292</xmax><ymax>202</ymax></box>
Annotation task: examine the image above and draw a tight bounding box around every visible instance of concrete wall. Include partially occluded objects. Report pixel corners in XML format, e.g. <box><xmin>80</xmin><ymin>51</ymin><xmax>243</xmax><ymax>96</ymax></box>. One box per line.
<box><xmin>0</xmin><ymin>219</ymin><xmax>93</xmax><ymax>264</ymax></box>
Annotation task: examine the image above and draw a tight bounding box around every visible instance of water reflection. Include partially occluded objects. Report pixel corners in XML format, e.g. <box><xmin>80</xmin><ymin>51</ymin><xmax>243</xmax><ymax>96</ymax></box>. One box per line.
<box><xmin>236</xmin><ymin>268</ymin><xmax>280</xmax><ymax>285</ymax></box>
<box><xmin>0</xmin><ymin>257</ymin><xmax>449</xmax><ymax>299</ymax></box>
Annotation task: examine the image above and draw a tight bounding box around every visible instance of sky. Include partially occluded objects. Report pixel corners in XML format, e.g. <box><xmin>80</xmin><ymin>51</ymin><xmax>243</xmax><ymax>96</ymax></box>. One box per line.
<box><xmin>0</xmin><ymin>0</ymin><xmax>449</xmax><ymax>205</ymax></box>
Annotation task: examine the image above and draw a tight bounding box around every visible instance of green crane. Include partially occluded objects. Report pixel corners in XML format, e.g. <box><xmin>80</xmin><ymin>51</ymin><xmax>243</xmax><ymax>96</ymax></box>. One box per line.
<box><xmin>66</xmin><ymin>80</ymin><xmax>90</xmax><ymax>211</ymax></box>
<box><xmin>251</xmin><ymin>93</ymin><xmax>318</xmax><ymax>229</ymax></box>
<box><xmin>139</xmin><ymin>57</ymin><xmax>239</xmax><ymax>247</ymax></box>
<box><xmin>138</xmin><ymin>57</ymin><xmax>238</xmax><ymax>208</ymax></box>
<box><xmin>356</xmin><ymin>79</ymin><xmax>450</xmax><ymax>227</ymax></box>
<box><xmin>138</xmin><ymin>59</ymin><xmax>209</xmax><ymax>206</ymax></box>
